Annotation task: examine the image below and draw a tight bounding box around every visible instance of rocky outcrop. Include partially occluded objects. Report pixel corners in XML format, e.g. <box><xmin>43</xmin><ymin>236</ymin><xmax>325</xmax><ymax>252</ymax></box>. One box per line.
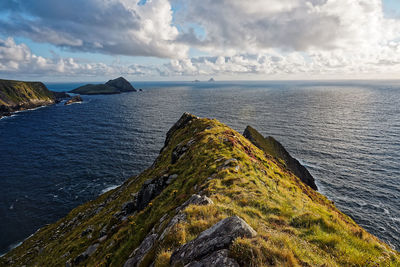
<box><xmin>51</xmin><ymin>91</ymin><xmax>70</xmax><ymax>102</ymax></box>
<box><xmin>105</xmin><ymin>77</ymin><xmax>136</xmax><ymax>92</ymax></box>
<box><xmin>64</xmin><ymin>95</ymin><xmax>83</xmax><ymax>105</ymax></box>
<box><xmin>136</xmin><ymin>174</ymin><xmax>179</xmax><ymax>211</ymax></box>
<box><xmin>123</xmin><ymin>194</ymin><xmax>214</xmax><ymax>267</ymax></box>
<box><xmin>185</xmin><ymin>249</ymin><xmax>239</xmax><ymax>267</ymax></box>
<box><xmin>170</xmin><ymin>216</ymin><xmax>256</xmax><ymax>266</ymax></box>
<box><xmin>123</xmin><ymin>234</ymin><xmax>157</xmax><ymax>267</ymax></box>
<box><xmin>164</xmin><ymin>112</ymin><xmax>198</xmax><ymax>149</ymax></box>
<box><xmin>0</xmin><ymin>79</ymin><xmax>56</xmax><ymax>118</ymax></box>
<box><xmin>72</xmin><ymin>243</ymin><xmax>99</xmax><ymax>265</ymax></box>
<box><xmin>243</xmin><ymin>125</ymin><xmax>318</xmax><ymax>190</ymax></box>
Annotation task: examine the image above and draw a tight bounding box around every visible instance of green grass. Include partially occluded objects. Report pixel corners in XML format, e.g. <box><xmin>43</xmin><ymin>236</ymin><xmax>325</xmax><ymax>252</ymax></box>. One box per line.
<box><xmin>1</xmin><ymin>115</ymin><xmax>399</xmax><ymax>267</ymax></box>
<box><xmin>0</xmin><ymin>79</ymin><xmax>54</xmax><ymax>106</ymax></box>
<box><xmin>70</xmin><ymin>84</ymin><xmax>120</xmax><ymax>95</ymax></box>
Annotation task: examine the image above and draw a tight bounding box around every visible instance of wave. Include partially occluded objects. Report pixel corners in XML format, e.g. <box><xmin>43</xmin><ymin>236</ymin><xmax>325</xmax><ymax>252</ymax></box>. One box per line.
<box><xmin>100</xmin><ymin>184</ymin><xmax>120</xmax><ymax>194</ymax></box>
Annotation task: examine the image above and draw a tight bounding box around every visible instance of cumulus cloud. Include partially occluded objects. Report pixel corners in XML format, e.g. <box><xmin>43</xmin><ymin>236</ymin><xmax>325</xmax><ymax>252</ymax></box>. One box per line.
<box><xmin>0</xmin><ymin>0</ymin><xmax>188</xmax><ymax>58</ymax></box>
<box><xmin>2</xmin><ymin>0</ymin><xmax>400</xmax><ymax>78</ymax></box>
<box><xmin>0</xmin><ymin>37</ymin><xmax>155</xmax><ymax>77</ymax></box>
<box><xmin>175</xmin><ymin>0</ymin><xmax>400</xmax><ymax>54</ymax></box>
<box><xmin>162</xmin><ymin>0</ymin><xmax>400</xmax><ymax>77</ymax></box>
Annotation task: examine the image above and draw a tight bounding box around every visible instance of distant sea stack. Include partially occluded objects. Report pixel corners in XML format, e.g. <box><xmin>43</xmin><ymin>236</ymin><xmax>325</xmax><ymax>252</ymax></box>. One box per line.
<box><xmin>64</xmin><ymin>95</ymin><xmax>83</xmax><ymax>105</ymax></box>
<box><xmin>0</xmin><ymin>79</ymin><xmax>56</xmax><ymax>119</ymax></box>
<box><xmin>70</xmin><ymin>77</ymin><xmax>136</xmax><ymax>95</ymax></box>
<box><xmin>208</xmin><ymin>78</ymin><xmax>215</xmax><ymax>82</ymax></box>
<box><xmin>243</xmin><ymin>125</ymin><xmax>318</xmax><ymax>190</ymax></box>
<box><xmin>2</xmin><ymin>113</ymin><xmax>399</xmax><ymax>266</ymax></box>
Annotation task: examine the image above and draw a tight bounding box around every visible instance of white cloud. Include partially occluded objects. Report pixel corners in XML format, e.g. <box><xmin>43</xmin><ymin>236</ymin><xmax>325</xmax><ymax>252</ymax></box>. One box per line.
<box><xmin>176</xmin><ymin>0</ymin><xmax>400</xmax><ymax>53</ymax></box>
<box><xmin>0</xmin><ymin>0</ymin><xmax>188</xmax><ymax>58</ymax></box>
<box><xmin>0</xmin><ymin>37</ymin><xmax>156</xmax><ymax>78</ymax></box>
<box><xmin>2</xmin><ymin>0</ymin><xmax>400</xmax><ymax>79</ymax></box>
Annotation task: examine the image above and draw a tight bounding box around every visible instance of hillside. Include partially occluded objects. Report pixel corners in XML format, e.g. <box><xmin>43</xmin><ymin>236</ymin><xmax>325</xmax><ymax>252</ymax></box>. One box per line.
<box><xmin>70</xmin><ymin>77</ymin><xmax>136</xmax><ymax>95</ymax></box>
<box><xmin>70</xmin><ymin>84</ymin><xmax>121</xmax><ymax>95</ymax></box>
<box><xmin>0</xmin><ymin>79</ymin><xmax>56</xmax><ymax>118</ymax></box>
<box><xmin>1</xmin><ymin>113</ymin><xmax>398</xmax><ymax>266</ymax></box>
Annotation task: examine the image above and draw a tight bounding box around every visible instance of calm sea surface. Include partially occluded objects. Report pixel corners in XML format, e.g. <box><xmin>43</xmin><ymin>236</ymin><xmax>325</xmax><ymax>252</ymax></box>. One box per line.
<box><xmin>0</xmin><ymin>80</ymin><xmax>399</xmax><ymax>254</ymax></box>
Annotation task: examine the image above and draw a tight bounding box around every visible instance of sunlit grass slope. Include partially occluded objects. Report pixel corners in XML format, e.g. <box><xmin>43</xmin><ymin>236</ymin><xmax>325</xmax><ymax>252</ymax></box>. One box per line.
<box><xmin>0</xmin><ymin>79</ymin><xmax>54</xmax><ymax>106</ymax></box>
<box><xmin>1</xmin><ymin>113</ymin><xmax>398</xmax><ymax>266</ymax></box>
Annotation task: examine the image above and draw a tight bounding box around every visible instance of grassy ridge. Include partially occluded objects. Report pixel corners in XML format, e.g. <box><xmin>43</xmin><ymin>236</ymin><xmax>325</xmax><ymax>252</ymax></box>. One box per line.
<box><xmin>1</xmin><ymin>114</ymin><xmax>399</xmax><ymax>266</ymax></box>
<box><xmin>70</xmin><ymin>84</ymin><xmax>121</xmax><ymax>95</ymax></box>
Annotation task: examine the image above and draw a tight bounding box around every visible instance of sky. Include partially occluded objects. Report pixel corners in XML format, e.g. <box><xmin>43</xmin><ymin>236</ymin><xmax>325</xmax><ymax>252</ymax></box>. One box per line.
<box><xmin>1</xmin><ymin>0</ymin><xmax>400</xmax><ymax>82</ymax></box>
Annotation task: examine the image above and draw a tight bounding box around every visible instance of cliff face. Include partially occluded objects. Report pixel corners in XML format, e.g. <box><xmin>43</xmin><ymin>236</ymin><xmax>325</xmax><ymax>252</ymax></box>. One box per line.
<box><xmin>243</xmin><ymin>126</ymin><xmax>318</xmax><ymax>190</ymax></box>
<box><xmin>0</xmin><ymin>79</ymin><xmax>56</xmax><ymax>118</ymax></box>
<box><xmin>2</xmin><ymin>114</ymin><xmax>399</xmax><ymax>266</ymax></box>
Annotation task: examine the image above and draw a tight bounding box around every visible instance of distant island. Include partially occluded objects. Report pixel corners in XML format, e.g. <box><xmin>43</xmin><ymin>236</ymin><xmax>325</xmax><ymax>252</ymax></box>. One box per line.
<box><xmin>0</xmin><ymin>79</ymin><xmax>70</xmax><ymax>119</ymax></box>
<box><xmin>191</xmin><ymin>78</ymin><xmax>215</xmax><ymax>82</ymax></box>
<box><xmin>70</xmin><ymin>77</ymin><xmax>136</xmax><ymax>95</ymax></box>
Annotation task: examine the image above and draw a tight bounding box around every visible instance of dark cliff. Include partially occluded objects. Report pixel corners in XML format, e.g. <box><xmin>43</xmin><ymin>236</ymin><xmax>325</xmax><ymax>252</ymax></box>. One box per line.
<box><xmin>243</xmin><ymin>125</ymin><xmax>318</xmax><ymax>190</ymax></box>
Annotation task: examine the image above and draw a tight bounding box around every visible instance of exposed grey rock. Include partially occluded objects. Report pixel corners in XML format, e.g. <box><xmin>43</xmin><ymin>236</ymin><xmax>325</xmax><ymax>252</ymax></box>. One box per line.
<box><xmin>81</xmin><ymin>225</ymin><xmax>94</xmax><ymax>237</ymax></box>
<box><xmin>135</xmin><ymin>174</ymin><xmax>177</xmax><ymax>211</ymax></box>
<box><xmin>121</xmin><ymin>200</ymin><xmax>136</xmax><ymax>215</ymax></box>
<box><xmin>85</xmin><ymin>243</ymin><xmax>99</xmax><ymax>256</ymax></box>
<box><xmin>73</xmin><ymin>243</ymin><xmax>99</xmax><ymax>265</ymax></box>
<box><xmin>98</xmin><ymin>235</ymin><xmax>107</xmax><ymax>242</ymax></box>
<box><xmin>124</xmin><ymin>234</ymin><xmax>158</xmax><ymax>267</ymax></box>
<box><xmin>160</xmin><ymin>194</ymin><xmax>213</xmax><ymax>241</ymax></box>
<box><xmin>243</xmin><ymin>126</ymin><xmax>318</xmax><ymax>190</ymax></box>
<box><xmin>160</xmin><ymin>213</ymin><xmax>186</xmax><ymax>241</ymax></box>
<box><xmin>170</xmin><ymin>216</ymin><xmax>256</xmax><ymax>266</ymax></box>
<box><xmin>166</xmin><ymin>174</ymin><xmax>178</xmax><ymax>185</ymax></box>
<box><xmin>177</xmin><ymin>194</ymin><xmax>213</xmax><ymax>212</ymax></box>
<box><xmin>171</xmin><ymin>143</ymin><xmax>188</xmax><ymax>164</ymax></box>
<box><xmin>186</xmin><ymin>249</ymin><xmax>239</xmax><ymax>267</ymax></box>
<box><xmin>164</xmin><ymin>113</ymin><xmax>199</xmax><ymax>149</ymax></box>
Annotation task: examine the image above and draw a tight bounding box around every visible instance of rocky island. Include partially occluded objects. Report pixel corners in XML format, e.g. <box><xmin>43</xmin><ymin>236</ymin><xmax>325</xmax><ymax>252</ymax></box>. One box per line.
<box><xmin>0</xmin><ymin>79</ymin><xmax>70</xmax><ymax>119</ymax></box>
<box><xmin>65</xmin><ymin>95</ymin><xmax>83</xmax><ymax>105</ymax></box>
<box><xmin>1</xmin><ymin>113</ymin><xmax>399</xmax><ymax>266</ymax></box>
<box><xmin>70</xmin><ymin>77</ymin><xmax>136</xmax><ymax>95</ymax></box>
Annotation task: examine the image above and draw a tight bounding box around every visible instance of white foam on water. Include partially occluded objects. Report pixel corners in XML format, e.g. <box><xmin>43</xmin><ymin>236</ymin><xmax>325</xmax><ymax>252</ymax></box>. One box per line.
<box><xmin>100</xmin><ymin>185</ymin><xmax>120</xmax><ymax>194</ymax></box>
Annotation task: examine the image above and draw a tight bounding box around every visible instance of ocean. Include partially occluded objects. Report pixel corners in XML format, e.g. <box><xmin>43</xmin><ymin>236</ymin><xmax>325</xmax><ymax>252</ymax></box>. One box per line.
<box><xmin>0</xmin><ymin>80</ymin><xmax>399</xmax><ymax>254</ymax></box>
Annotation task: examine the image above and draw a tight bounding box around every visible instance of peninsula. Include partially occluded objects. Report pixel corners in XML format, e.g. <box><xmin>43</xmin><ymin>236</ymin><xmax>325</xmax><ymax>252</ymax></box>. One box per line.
<box><xmin>0</xmin><ymin>79</ymin><xmax>69</xmax><ymax>119</ymax></box>
<box><xmin>1</xmin><ymin>113</ymin><xmax>398</xmax><ymax>266</ymax></box>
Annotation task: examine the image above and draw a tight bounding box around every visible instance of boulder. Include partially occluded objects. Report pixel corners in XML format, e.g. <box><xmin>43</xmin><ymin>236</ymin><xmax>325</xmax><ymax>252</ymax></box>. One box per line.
<box><xmin>170</xmin><ymin>216</ymin><xmax>256</xmax><ymax>266</ymax></box>
<box><xmin>186</xmin><ymin>249</ymin><xmax>239</xmax><ymax>267</ymax></box>
<box><xmin>124</xmin><ymin>234</ymin><xmax>157</xmax><ymax>267</ymax></box>
<box><xmin>73</xmin><ymin>243</ymin><xmax>99</xmax><ymax>264</ymax></box>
